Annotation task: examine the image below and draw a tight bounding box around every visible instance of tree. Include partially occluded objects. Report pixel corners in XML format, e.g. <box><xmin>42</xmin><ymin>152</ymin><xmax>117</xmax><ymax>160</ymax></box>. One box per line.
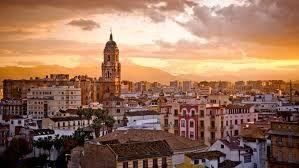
<box><xmin>77</xmin><ymin>107</ymin><xmax>84</xmax><ymax>118</ymax></box>
<box><xmin>83</xmin><ymin>108</ymin><xmax>93</xmax><ymax>126</ymax></box>
<box><xmin>41</xmin><ymin>136</ymin><xmax>53</xmax><ymax>160</ymax></box>
<box><xmin>92</xmin><ymin>109</ymin><xmax>115</xmax><ymax>136</ymax></box>
<box><xmin>0</xmin><ymin>137</ymin><xmax>31</xmax><ymax>167</ymax></box>
<box><xmin>53</xmin><ymin>135</ymin><xmax>65</xmax><ymax>153</ymax></box>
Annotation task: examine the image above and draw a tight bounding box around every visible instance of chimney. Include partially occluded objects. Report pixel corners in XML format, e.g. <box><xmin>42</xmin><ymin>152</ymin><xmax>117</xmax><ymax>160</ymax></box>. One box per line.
<box><xmin>239</xmin><ymin>138</ymin><xmax>244</xmax><ymax>147</ymax></box>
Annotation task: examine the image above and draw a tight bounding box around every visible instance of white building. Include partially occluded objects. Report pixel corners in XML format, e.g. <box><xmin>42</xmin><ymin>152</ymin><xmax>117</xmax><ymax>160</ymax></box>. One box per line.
<box><xmin>118</xmin><ymin>110</ymin><xmax>161</xmax><ymax>130</ymax></box>
<box><xmin>209</xmin><ymin>136</ymin><xmax>261</xmax><ymax>168</ymax></box>
<box><xmin>27</xmin><ymin>86</ymin><xmax>81</xmax><ymax>119</ymax></box>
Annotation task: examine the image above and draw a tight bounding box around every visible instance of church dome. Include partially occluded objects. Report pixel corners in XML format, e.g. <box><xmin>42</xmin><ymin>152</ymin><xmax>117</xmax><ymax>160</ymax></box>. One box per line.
<box><xmin>105</xmin><ymin>32</ymin><xmax>117</xmax><ymax>48</ymax></box>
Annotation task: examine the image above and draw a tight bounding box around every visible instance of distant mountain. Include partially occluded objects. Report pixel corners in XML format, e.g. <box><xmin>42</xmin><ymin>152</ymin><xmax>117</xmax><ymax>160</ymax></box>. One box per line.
<box><xmin>0</xmin><ymin>64</ymin><xmax>184</xmax><ymax>86</ymax></box>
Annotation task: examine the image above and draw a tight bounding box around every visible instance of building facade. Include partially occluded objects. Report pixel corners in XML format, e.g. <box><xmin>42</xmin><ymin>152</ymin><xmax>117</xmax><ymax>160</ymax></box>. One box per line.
<box><xmin>27</xmin><ymin>86</ymin><xmax>81</xmax><ymax>119</ymax></box>
<box><xmin>97</xmin><ymin>33</ymin><xmax>121</xmax><ymax>102</ymax></box>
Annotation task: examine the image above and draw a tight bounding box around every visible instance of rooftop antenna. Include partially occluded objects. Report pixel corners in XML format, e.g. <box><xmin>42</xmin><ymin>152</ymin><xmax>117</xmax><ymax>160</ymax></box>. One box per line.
<box><xmin>290</xmin><ymin>80</ymin><xmax>292</xmax><ymax>104</ymax></box>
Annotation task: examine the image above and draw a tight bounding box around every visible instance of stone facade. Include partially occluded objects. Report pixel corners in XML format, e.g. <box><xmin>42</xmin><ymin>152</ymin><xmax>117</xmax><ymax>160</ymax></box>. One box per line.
<box><xmin>268</xmin><ymin>121</ymin><xmax>299</xmax><ymax>167</ymax></box>
<box><xmin>97</xmin><ymin>32</ymin><xmax>121</xmax><ymax>102</ymax></box>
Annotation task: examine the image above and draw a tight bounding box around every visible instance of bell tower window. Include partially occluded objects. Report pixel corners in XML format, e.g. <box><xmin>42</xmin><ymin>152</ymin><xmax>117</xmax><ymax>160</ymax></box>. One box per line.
<box><xmin>107</xmin><ymin>55</ymin><xmax>110</xmax><ymax>61</ymax></box>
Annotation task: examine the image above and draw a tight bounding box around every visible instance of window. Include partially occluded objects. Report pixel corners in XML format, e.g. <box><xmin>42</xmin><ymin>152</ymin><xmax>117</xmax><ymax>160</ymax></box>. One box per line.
<box><xmin>164</xmin><ymin>119</ymin><xmax>169</xmax><ymax>126</ymax></box>
<box><xmin>226</xmin><ymin>121</ymin><xmax>228</xmax><ymax>126</ymax></box>
<box><xmin>200</xmin><ymin>110</ymin><xmax>204</xmax><ymax>117</ymax></box>
<box><xmin>116</xmin><ymin>109</ymin><xmax>120</xmax><ymax>113</ymax></box>
<box><xmin>181</xmin><ymin>131</ymin><xmax>186</xmax><ymax>137</ymax></box>
<box><xmin>200</xmin><ymin>121</ymin><xmax>204</xmax><ymax>128</ymax></box>
<box><xmin>211</xmin><ymin>121</ymin><xmax>215</xmax><ymax>127</ymax></box>
<box><xmin>181</xmin><ymin>120</ymin><xmax>186</xmax><ymax>127</ymax></box>
<box><xmin>174</xmin><ymin>109</ymin><xmax>178</xmax><ymax>116</ymax></box>
<box><xmin>241</xmin><ymin>119</ymin><xmax>243</xmax><ymax>124</ymax></box>
<box><xmin>183</xmin><ymin>110</ymin><xmax>187</xmax><ymax>116</ymax></box>
<box><xmin>200</xmin><ymin>131</ymin><xmax>204</xmax><ymax>138</ymax></box>
<box><xmin>244</xmin><ymin>155</ymin><xmax>251</xmax><ymax>163</ymax></box>
<box><xmin>174</xmin><ymin>119</ymin><xmax>179</xmax><ymax>127</ymax></box>
<box><xmin>221</xmin><ymin>144</ymin><xmax>224</xmax><ymax>148</ymax></box>
<box><xmin>235</xmin><ymin>119</ymin><xmax>238</xmax><ymax>125</ymax></box>
<box><xmin>211</xmin><ymin>132</ymin><xmax>215</xmax><ymax>140</ymax></box>
<box><xmin>234</xmin><ymin>130</ymin><xmax>239</xmax><ymax>136</ymax></box>
<box><xmin>202</xmin><ymin>159</ymin><xmax>206</xmax><ymax>163</ymax></box>
<box><xmin>123</xmin><ymin>162</ymin><xmax>128</xmax><ymax>168</ymax></box>
<box><xmin>133</xmin><ymin>160</ymin><xmax>138</xmax><ymax>168</ymax></box>
<box><xmin>190</xmin><ymin>131</ymin><xmax>194</xmax><ymax>139</ymax></box>
<box><xmin>194</xmin><ymin>159</ymin><xmax>199</xmax><ymax>165</ymax></box>
<box><xmin>190</xmin><ymin>120</ymin><xmax>194</xmax><ymax>128</ymax></box>
<box><xmin>153</xmin><ymin>158</ymin><xmax>158</xmax><ymax>168</ymax></box>
<box><xmin>247</xmin><ymin>119</ymin><xmax>250</xmax><ymax>122</ymax></box>
<box><xmin>143</xmin><ymin>160</ymin><xmax>148</xmax><ymax>168</ymax></box>
<box><xmin>191</xmin><ymin>110</ymin><xmax>195</xmax><ymax>116</ymax></box>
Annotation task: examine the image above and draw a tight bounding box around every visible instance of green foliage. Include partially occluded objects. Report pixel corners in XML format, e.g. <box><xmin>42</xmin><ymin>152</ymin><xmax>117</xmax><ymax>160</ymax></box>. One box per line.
<box><xmin>92</xmin><ymin>109</ymin><xmax>116</xmax><ymax>137</ymax></box>
<box><xmin>0</xmin><ymin>137</ymin><xmax>31</xmax><ymax>167</ymax></box>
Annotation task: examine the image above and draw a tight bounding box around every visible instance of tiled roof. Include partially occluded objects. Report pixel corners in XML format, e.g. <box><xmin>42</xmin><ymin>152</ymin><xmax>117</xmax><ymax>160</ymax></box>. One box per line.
<box><xmin>97</xmin><ymin>129</ymin><xmax>207</xmax><ymax>152</ymax></box>
<box><xmin>49</xmin><ymin>116</ymin><xmax>87</xmax><ymax>122</ymax></box>
<box><xmin>125</xmin><ymin>110</ymin><xmax>159</xmax><ymax>116</ymax></box>
<box><xmin>59</xmin><ymin>109</ymin><xmax>78</xmax><ymax>114</ymax></box>
<box><xmin>219</xmin><ymin>137</ymin><xmax>252</xmax><ymax>151</ymax></box>
<box><xmin>108</xmin><ymin>140</ymin><xmax>172</xmax><ymax>161</ymax></box>
<box><xmin>186</xmin><ymin>151</ymin><xmax>225</xmax><ymax>160</ymax></box>
<box><xmin>241</xmin><ymin>123</ymin><xmax>266</xmax><ymax>140</ymax></box>
<box><xmin>219</xmin><ymin>160</ymin><xmax>241</xmax><ymax>168</ymax></box>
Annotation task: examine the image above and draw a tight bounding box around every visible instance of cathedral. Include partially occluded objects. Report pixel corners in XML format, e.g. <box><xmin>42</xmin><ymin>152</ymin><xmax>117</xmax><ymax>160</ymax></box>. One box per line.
<box><xmin>97</xmin><ymin>32</ymin><xmax>121</xmax><ymax>102</ymax></box>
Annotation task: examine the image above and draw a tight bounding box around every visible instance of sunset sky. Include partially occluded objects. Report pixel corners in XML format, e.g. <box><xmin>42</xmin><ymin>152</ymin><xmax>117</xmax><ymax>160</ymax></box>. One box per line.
<box><xmin>0</xmin><ymin>0</ymin><xmax>299</xmax><ymax>80</ymax></box>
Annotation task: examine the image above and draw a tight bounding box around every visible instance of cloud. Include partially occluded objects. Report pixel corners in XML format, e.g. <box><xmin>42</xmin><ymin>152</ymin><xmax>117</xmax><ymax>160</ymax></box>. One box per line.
<box><xmin>177</xmin><ymin>0</ymin><xmax>299</xmax><ymax>59</ymax></box>
<box><xmin>67</xmin><ymin>19</ymin><xmax>100</xmax><ymax>31</ymax></box>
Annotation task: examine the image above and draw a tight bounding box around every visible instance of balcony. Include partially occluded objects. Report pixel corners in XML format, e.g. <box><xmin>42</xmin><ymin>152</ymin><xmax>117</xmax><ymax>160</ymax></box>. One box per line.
<box><xmin>229</xmin><ymin>124</ymin><xmax>234</xmax><ymax>129</ymax></box>
<box><xmin>199</xmin><ymin>127</ymin><xmax>205</xmax><ymax>131</ymax></box>
<box><xmin>208</xmin><ymin>126</ymin><xmax>217</xmax><ymax>131</ymax></box>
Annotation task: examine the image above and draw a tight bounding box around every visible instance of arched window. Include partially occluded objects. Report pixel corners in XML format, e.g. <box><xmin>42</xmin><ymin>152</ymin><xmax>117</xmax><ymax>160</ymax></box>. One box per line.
<box><xmin>189</xmin><ymin>120</ymin><xmax>194</xmax><ymax>128</ymax></box>
<box><xmin>107</xmin><ymin>55</ymin><xmax>110</xmax><ymax>61</ymax></box>
<box><xmin>181</xmin><ymin>119</ymin><xmax>186</xmax><ymax>127</ymax></box>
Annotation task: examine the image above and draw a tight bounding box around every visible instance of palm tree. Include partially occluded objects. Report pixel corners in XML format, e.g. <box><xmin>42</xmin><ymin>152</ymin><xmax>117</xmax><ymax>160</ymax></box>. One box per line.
<box><xmin>53</xmin><ymin>135</ymin><xmax>64</xmax><ymax>153</ymax></box>
<box><xmin>104</xmin><ymin>115</ymin><xmax>116</xmax><ymax>133</ymax></box>
<box><xmin>93</xmin><ymin>109</ymin><xmax>115</xmax><ymax>136</ymax></box>
<box><xmin>83</xmin><ymin>108</ymin><xmax>93</xmax><ymax>126</ymax></box>
<box><xmin>77</xmin><ymin>107</ymin><xmax>84</xmax><ymax>118</ymax></box>
<box><xmin>40</xmin><ymin>136</ymin><xmax>53</xmax><ymax>160</ymax></box>
<box><xmin>92</xmin><ymin>117</ymin><xmax>103</xmax><ymax>137</ymax></box>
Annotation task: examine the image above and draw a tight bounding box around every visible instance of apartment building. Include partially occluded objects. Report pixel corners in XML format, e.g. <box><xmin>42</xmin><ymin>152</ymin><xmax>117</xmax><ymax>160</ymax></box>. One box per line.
<box><xmin>82</xmin><ymin>140</ymin><xmax>173</xmax><ymax>168</ymax></box>
<box><xmin>27</xmin><ymin>86</ymin><xmax>81</xmax><ymax>119</ymax></box>
<box><xmin>224</xmin><ymin>104</ymin><xmax>258</xmax><ymax>137</ymax></box>
<box><xmin>268</xmin><ymin>121</ymin><xmax>299</xmax><ymax>167</ymax></box>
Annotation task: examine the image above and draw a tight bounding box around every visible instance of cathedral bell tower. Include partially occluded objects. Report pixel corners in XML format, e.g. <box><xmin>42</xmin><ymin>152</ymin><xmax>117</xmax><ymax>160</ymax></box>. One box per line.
<box><xmin>99</xmin><ymin>31</ymin><xmax>121</xmax><ymax>100</ymax></box>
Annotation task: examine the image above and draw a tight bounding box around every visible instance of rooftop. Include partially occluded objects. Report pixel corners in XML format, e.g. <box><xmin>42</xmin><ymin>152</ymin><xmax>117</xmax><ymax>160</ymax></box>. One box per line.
<box><xmin>186</xmin><ymin>151</ymin><xmax>225</xmax><ymax>160</ymax></box>
<box><xmin>96</xmin><ymin>129</ymin><xmax>206</xmax><ymax>152</ymax></box>
<box><xmin>108</xmin><ymin>140</ymin><xmax>172</xmax><ymax>161</ymax></box>
<box><xmin>219</xmin><ymin>160</ymin><xmax>241</xmax><ymax>168</ymax></box>
<box><xmin>125</xmin><ymin>110</ymin><xmax>159</xmax><ymax>117</ymax></box>
<box><xmin>48</xmin><ymin>116</ymin><xmax>87</xmax><ymax>122</ymax></box>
